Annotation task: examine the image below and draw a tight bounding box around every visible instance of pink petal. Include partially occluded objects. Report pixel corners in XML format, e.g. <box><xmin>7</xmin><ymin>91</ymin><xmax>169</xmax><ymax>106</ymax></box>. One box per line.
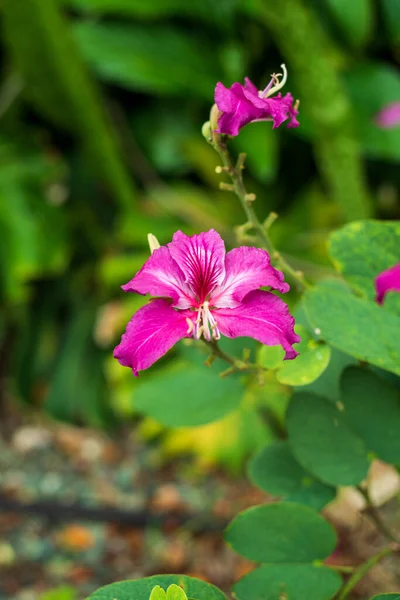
<box><xmin>114</xmin><ymin>299</ymin><xmax>192</xmax><ymax>375</ymax></box>
<box><xmin>282</xmin><ymin>92</ymin><xmax>300</xmax><ymax>128</ymax></box>
<box><xmin>211</xmin><ymin>246</ymin><xmax>289</xmax><ymax>308</ymax></box>
<box><xmin>214</xmin><ymin>82</ymin><xmax>235</xmax><ymax>113</ymax></box>
<box><xmin>168</xmin><ymin>229</ymin><xmax>226</xmax><ymax>303</ymax></box>
<box><xmin>243</xmin><ymin>77</ymin><xmax>259</xmax><ymax>96</ymax></box>
<box><xmin>122</xmin><ymin>246</ymin><xmax>192</xmax><ymax>309</ymax></box>
<box><xmin>375</xmin><ymin>263</ymin><xmax>400</xmax><ymax>304</ymax></box>
<box><xmin>375</xmin><ymin>102</ymin><xmax>400</xmax><ymax>129</ymax></box>
<box><xmin>215</xmin><ymin>82</ymin><xmax>264</xmax><ymax>136</ymax></box>
<box><xmin>215</xmin><ymin>290</ymin><xmax>300</xmax><ymax>359</ymax></box>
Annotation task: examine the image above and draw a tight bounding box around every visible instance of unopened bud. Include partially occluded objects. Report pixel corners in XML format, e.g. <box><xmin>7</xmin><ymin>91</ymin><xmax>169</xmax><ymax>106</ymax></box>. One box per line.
<box><xmin>147</xmin><ymin>233</ymin><xmax>161</xmax><ymax>255</ymax></box>
<box><xmin>209</xmin><ymin>103</ymin><xmax>221</xmax><ymax>133</ymax></box>
<box><xmin>245</xmin><ymin>193</ymin><xmax>256</xmax><ymax>202</ymax></box>
<box><xmin>201</xmin><ymin>121</ymin><xmax>212</xmax><ymax>142</ymax></box>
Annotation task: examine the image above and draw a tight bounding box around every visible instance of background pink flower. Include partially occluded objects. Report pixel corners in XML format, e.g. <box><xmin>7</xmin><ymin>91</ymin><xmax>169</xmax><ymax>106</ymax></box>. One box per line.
<box><xmin>375</xmin><ymin>102</ymin><xmax>400</xmax><ymax>128</ymax></box>
<box><xmin>375</xmin><ymin>262</ymin><xmax>400</xmax><ymax>304</ymax></box>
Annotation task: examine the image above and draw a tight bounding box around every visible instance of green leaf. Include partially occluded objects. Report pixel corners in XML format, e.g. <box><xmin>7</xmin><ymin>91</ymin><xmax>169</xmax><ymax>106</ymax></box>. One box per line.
<box><xmin>233</xmin><ymin>564</ymin><xmax>342</xmax><ymax>600</ymax></box>
<box><xmin>371</xmin><ymin>596</ymin><xmax>400</xmax><ymax>599</ymax></box>
<box><xmin>3</xmin><ymin>0</ymin><xmax>137</xmax><ymax>211</ymax></box>
<box><xmin>45</xmin><ymin>308</ymin><xmax>113</xmax><ymax>427</ymax></box>
<box><xmin>296</xmin><ymin>347</ymin><xmax>356</xmax><ymax>403</ymax></box>
<box><xmin>225</xmin><ymin>502</ymin><xmax>337</xmax><ymax>562</ymax></box>
<box><xmin>258</xmin><ymin>344</ymin><xmax>285</xmax><ymax>370</ymax></box>
<box><xmin>166</xmin><ymin>585</ymin><xmax>188</xmax><ymax>600</ymax></box>
<box><xmin>303</xmin><ymin>280</ymin><xmax>400</xmax><ymax>377</ymax></box>
<box><xmin>381</xmin><ymin>0</ymin><xmax>400</xmax><ymax>43</ymax></box>
<box><xmin>133</xmin><ymin>362</ymin><xmax>244</xmax><ymax>427</ymax></box>
<box><xmin>329</xmin><ymin>220</ymin><xmax>400</xmax><ymax>301</ymax></box>
<box><xmin>40</xmin><ymin>587</ymin><xmax>77</xmax><ymax>600</ymax></box>
<box><xmin>323</xmin><ymin>0</ymin><xmax>373</xmax><ymax>47</ymax></box>
<box><xmin>287</xmin><ymin>392</ymin><xmax>370</xmax><ymax>486</ymax></box>
<box><xmin>149</xmin><ymin>587</ymin><xmax>167</xmax><ymax>600</ymax></box>
<box><xmin>343</xmin><ymin>62</ymin><xmax>400</xmax><ymax>162</ymax></box>
<box><xmin>85</xmin><ymin>575</ymin><xmax>227</xmax><ymax>600</ymax></box>
<box><xmin>341</xmin><ymin>367</ymin><xmax>400</xmax><ymax>464</ymax></box>
<box><xmin>258</xmin><ymin>325</ymin><xmax>331</xmax><ymax>386</ymax></box>
<box><xmin>60</xmin><ymin>0</ymin><xmax>236</xmax><ymax>23</ymax></box>
<box><xmin>276</xmin><ymin>325</ymin><xmax>331</xmax><ymax>386</ymax></box>
<box><xmin>73</xmin><ymin>22</ymin><xmax>219</xmax><ymax>99</ymax></box>
<box><xmin>248</xmin><ymin>441</ymin><xmax>336</xmax><ymax>510</ymax></box>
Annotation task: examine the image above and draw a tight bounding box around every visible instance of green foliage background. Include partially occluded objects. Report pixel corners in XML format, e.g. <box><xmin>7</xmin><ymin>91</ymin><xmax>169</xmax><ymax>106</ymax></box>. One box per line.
<box><xmin>1</xmin><ymin>0</ymin><xmax>399</xmax><ymax>461</ymax></box>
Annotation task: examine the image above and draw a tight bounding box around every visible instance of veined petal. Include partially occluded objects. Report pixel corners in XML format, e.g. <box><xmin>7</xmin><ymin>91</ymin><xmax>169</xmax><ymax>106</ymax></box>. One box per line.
<box><xmin>212</xmin><ymin>246</ymin><xmax>289</xmax><ymax>308</ymax></box>
<box><xmin>215</xmin><ymin>290</ymin><xmax>300</xmax><ymax>359</ymax></box>
<box><xmin>168</xmin><ymin>229</ymin><xmax>226</xmax><ymax>303</ymax></box>
<box><xmin>113</xmin><ymin>299</ymin><xmax>192</xmax><ymax>375</ymax></box>
<box><xmin>215</xmin><ymin>82</ymin><xmax>264</xmax><ymax>136</ymax></box>
<box><xmin>122</xmin><ymin>246</ymin><xmax>192</xmax><ymax>309</ymax></box>
<box><xmin>375</xmin><ymin>262</ymin><xmax>400</xmax><ymax>304</ymax></box>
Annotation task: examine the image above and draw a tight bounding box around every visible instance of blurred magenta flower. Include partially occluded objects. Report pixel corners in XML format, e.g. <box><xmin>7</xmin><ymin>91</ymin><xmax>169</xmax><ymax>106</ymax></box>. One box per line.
<box><xmin>375</xmin><ymin>102</ymin><xmax>400</xmax><ymax>128</ymax></box>
<box><xmin>114</xmin><ymin>229</ymin><xmax>300</xmax><ymax>375</ymax></box>
<box><xmin>375</xmin><ymin>263</ymin><xmax>400</xmax><ymax>304</ymax></box>
<box><xmin>214</xmin><ymin>64</ymin><xmax>299</xmax><ymax>136</ymax></box>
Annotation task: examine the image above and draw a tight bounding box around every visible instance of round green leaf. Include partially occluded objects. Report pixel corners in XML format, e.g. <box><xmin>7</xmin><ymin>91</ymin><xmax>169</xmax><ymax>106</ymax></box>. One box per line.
<box><xmin>329</xmin><ymin>220</ymin><xmax>400</xmax><ymax>302</ymax></box>
<box><xmin>258</xmin><ymin>344</ymin><xmax>285</xmax><ymax>369</ymax></box>
<box><xmin>371</xmin><ymin>596</ymin><xmax>400</xmax><ymax>600</ymax></box>
<box><xmin>233</xmin><ymin>564</ymin><xmax>342</xmax><ymax>600</ymax></box>
<box><xmin>134</xmin><ymin>362</ymin><xmax>244</xmax><ymax>427</ymax></box>
<box><xmin>287</xmin><ymin>392</ymin><xmax>370</xmax><ymax>486</ymax></box>
<box><xmin>225</xmin><ymin>503</ymin><xmax>337</xmax><ymax>563</ymax></box>
<box><xmin>276</xmin><ymin>326</ymin><xmax>331</xmax><ymax>386</ymax></box>
<box><xmin>297</xmin><ymin>347</ymin><xmax>356</xmax><ymax>402</ymax></box>
<box><xmin>303</xmin><ymin>280</ymin><xmax>400</xmax><ymax>377</ymax></box>
<box><xmin>248</xmin><ymin>441</ymin><xmax>336</xmax><ymax>510</ymax></box>
<box><xmin>341</xmin><ymin>367</ymin><xmax>400</xmax><ymax>464</ymax></box>
<box><xmin>85</xmin><ymin>575</ymin><xmax>227</xmax><ymax>600</ymax></box>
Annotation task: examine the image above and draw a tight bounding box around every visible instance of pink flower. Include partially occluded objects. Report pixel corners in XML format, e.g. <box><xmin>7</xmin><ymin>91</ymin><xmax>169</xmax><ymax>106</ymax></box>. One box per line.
<box><xmin>114</xmin><ymin>229</ymin><xmax>300</xmax><ymax>375</ymax></box>
<box><xmin>375</xmin><ymin>102</ymin><xmax>400</xmax><ymax>129</ymax></box>
<box><xmin>214</xmin><ymin>65</ymin><xmax>299</xmax><ymax>137</ymax></box>
<box><xmin>375</xmin><ymin>263</ymin><xmax>400</xmax><ymax>304</ymax></box>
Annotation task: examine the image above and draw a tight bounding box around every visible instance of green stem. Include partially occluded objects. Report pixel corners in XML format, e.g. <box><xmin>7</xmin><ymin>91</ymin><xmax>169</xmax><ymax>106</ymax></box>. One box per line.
<box><xmin>203</xmin><ymin>339</ymin><xmax>261</xmax><ymax>377</ymax></box>
<box><xmin>336</xmin><ymin>545</ymin><xmax>396</xmax><ymax>600</ymax></box>
<box><xmin>327</xmin><ymin>565</ymin><xmax>355</xmax><ymax>574</ymax></box>
<box><xmin>212</xmin><ymin>138</ymin><xmax>309</xmax><ymax>289</ymax></box>
<box><xmin>253</xmin><ymin>0</ymin><xmax>371</xmax><ymax>221</ymax></box>
<box><xmin>357</xmin><ymin>485</ymin><xmax>400</xmax><ymax>544</ymax></box>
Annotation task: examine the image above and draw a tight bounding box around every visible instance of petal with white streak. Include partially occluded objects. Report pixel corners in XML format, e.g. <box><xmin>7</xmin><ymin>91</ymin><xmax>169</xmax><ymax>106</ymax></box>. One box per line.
<box><xmin>215</xmin><ymin>290</ymin><xmax>300</xmax><ymax>359</ymax></box>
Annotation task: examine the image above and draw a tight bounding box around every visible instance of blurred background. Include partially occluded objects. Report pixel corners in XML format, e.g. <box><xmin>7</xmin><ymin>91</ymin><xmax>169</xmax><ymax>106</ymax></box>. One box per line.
<box><xmin>0</xmin><ymin>0</ymin><xmax>400</xmax><ymax>598</ymax></box>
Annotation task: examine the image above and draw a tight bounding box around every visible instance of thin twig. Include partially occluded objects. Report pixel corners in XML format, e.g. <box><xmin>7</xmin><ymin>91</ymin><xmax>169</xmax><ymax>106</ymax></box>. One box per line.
<box><xmin>336</xmin><ymin>544</ymin><xmax>397</xmax><ymax>600</ymax></box>
<box><xmin>357</xmin><ymin>485</ymin><xmax>400</xmax><ymax>544</ymax></box>
<box><xmin>211</xmin><ymin>136</ymin><xmax>309</xmax><ymax>289</ymax></box>
<box><xmin>202</xmin><ymin>339</ymin><xmax>262</xmax><ymax>377</ymax></box>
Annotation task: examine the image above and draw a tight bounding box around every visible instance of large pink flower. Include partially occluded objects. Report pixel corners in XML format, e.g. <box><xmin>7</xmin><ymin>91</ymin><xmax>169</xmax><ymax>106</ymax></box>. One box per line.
<box><xmin>375</xmin><ymin>263</ymin><xmax>400</xmax><ymax>304</ymax></box>
<box><xmin>114</xmin><ymin>230</ymin><xmax>300</xmax><ymax>375</ymax></box>
<box><xmin>214</xmin><ymin>71</ymin><xmax>299</xmax><ymax>137</ymax></box>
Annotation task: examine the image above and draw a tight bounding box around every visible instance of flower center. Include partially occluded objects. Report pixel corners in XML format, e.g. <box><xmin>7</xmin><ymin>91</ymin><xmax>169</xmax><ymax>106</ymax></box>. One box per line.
<box><xmin>191</xmin><ymin>301</ymin><xmax>220</xmax><ymax>342</ymax></box>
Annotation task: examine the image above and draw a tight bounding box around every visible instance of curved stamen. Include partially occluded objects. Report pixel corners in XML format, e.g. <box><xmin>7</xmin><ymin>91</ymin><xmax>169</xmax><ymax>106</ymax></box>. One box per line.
<box><xmin>260</xmin><ymin>64</ymin><xmax>288</xmax><ymax>98</ymax></box>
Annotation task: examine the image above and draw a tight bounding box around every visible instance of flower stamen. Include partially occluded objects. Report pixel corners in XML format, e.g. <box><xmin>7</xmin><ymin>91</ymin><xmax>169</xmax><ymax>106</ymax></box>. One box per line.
<box><xmin>260</xmin><ymin>64</ymin><xmax>288</xmax><ymax>98</ymax></box>
<box><xmin>193</xmin><ymin>301</ymin><xmax>221</xmax><ymax>341</ymax></box>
